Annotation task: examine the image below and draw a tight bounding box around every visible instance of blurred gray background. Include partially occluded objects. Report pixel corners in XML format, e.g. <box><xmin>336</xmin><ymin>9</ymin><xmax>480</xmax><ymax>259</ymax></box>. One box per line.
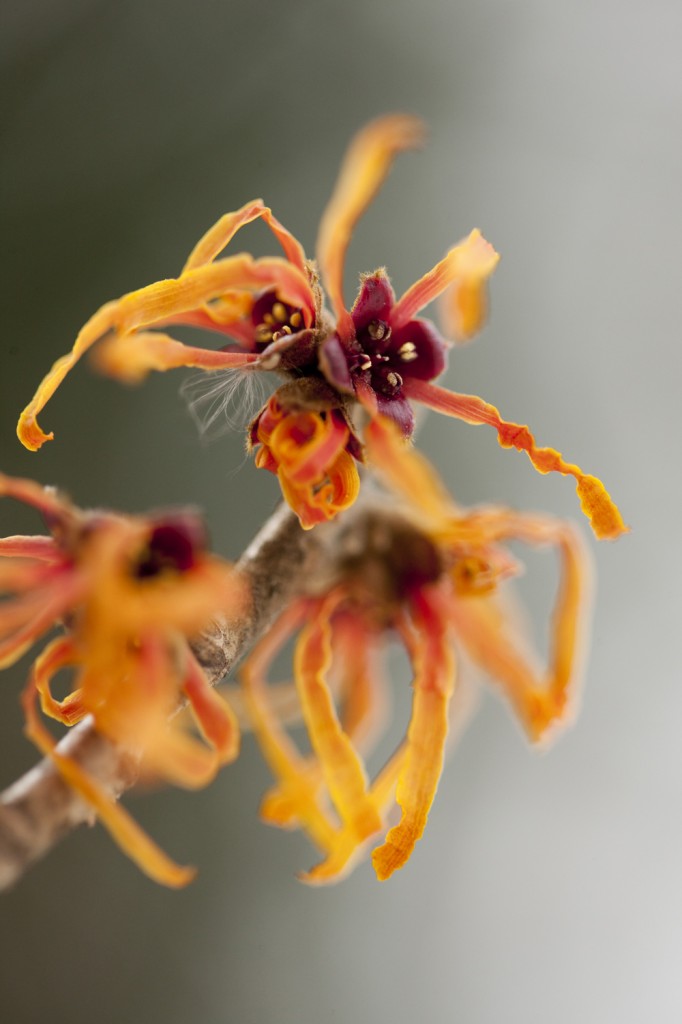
<box><xmin>0</xmin><ymin>0</ymin><xmax>679</xmax><ymax>1021</ymax></box>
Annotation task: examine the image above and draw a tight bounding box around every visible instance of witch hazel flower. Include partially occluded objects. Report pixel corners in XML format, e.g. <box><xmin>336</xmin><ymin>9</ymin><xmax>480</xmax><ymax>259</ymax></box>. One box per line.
<box><xmin>0</xmin><ymin>472</ymin><xmax>246</xmax><ymax>886</ymax></box>
<box><xmin>17</xmin><ymin>115</ymin><xmax>625</xmax><ymax>539</ymax></box>
<box><xmin>239</xmin><ymin>419</ymin><xmax>592</xmax><ymax>883</ymax></box>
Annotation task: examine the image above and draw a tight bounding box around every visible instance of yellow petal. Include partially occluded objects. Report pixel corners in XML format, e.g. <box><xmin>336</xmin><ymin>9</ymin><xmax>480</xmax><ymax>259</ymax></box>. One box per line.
<box><xmin>294</xmin><ymin>596</ymin><xmax>382</xmax><ymax>842</ymax></box>
<box><xmin>365</xmin><ymin>416</ymin><xmax>456</xmax><ymax>526</ymax></box>
<box><xmin>406</xmin><ymin>380</ymin><xmax>628</xmax><ymax>541</ymax></box>
<box><xmin>17</xmin><ymin>254</ymin><xmax>312</xmax><ymax>451</ymax></box>
<box><xmin>22</xmin><ymin>659</ymin><xmax>195</xmax><ymax>888</ymax></box>
<box><xmin>317</xmin><ymin>114</ymin><xmax>426</xmax><ymax>341</ymax></box>
<box><xmin>446</xmin><ymin>509</ymin><xmax>591</xmax><ymax>743</ymax></box>
<box><xmin>93</xmin><ymin>331</ymin><xmax>258</xmax><ymax>383</ymax></box>
<box><xmin>240</xmin><ymin>603</ymin><xmax>340</xmax><ymax>853</ymax></box>
<box><xmin>372</xmin><ymin>590</ymin><xmax>455</xmax><ymax>880</ymax></box>
<box><xmin>183</xmin><ymin>651</ymin><xmax>240</xmax><ymax>765</ymax></box>
<box><xmin>392</xmin><ymin>229</ymin><xmax>500</xmax><ymax>341</ymax></box>
<box><xmin>183</xmin><ymin>198</ymin><xmax>308</xmax><ymax>274</ymax></box>
<box><xmin>33</xmin><ymin>635</ymin><xmax>85</xmax><ymax>726</ymax></box>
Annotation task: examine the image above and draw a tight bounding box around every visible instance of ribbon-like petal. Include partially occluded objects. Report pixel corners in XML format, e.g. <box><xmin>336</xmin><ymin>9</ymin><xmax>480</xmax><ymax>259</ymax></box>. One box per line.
<box><xmin>317</xmin><ymin>114</ymin><xmax>426</xmax><ymax>342</ymax></box>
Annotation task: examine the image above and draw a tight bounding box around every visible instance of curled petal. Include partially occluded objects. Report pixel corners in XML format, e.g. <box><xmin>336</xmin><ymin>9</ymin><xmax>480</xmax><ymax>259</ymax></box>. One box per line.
<box><xmin>268</xmin><ymin>409</ymin><xmax>350</xmax><ymax>486</ymax></box>
<box><xmin>22</xmin><ymin>652</ymin><xmax>195</xmax><ymax>888</ymax></box>
<box><xmin>182</xmin><ymin>198</ymin><xmax>308</xmax><ymax>274</ymax></box>
<box><xmin>446</xmin><ymin>509</ymin><xmax>591</xmax><ymax>742</ymax></box>
<box><xmin>278</xmin><ymin>450</ymin><xmax>360</xmax><ymax>530</ymax></box>
<box><xmin>112</xmin><ymin>256</ymin><xmax>315</xmax><ymax>333</ymax></box>
<box><xmin>294</xmin><ymin>596</ymin><xmax>382</xmax><ymax>842</ymax></box>
<box><xmin>18</xmin><ymin>254</ymin><xmax>313</xmax><ymax>451</ymax></box>
<box><xmin>240</xmin><ymin>603</ymin><xmax>340</xmax><ymax>852</ymax></box>
<box><xmin>33</xmin><ymin>635</ymin><xmax>85</xmax><ymax>726</ymax></box>
<box><xmin>392</xmin><ymin>229</ymin><xmax>500</xmax><ymax>338</ymax></box>
<box><xmin>372</xmin><ymin>589</ymin><xmax>455</xmax><ymax>880</ymax></box>
<box><xmin>405</xmin><ymin>379</ymin><xmax>628</xmax><ymax>541</ymax></box>
<box><xmin>317</xmin><ymin>114</ymin><xmax>426</xmax><ymax>342</ymax></box>
<box><xmin>256</xmin><ymin>402</ymin><xmax>361</xmax><ymax>529</ymax></box>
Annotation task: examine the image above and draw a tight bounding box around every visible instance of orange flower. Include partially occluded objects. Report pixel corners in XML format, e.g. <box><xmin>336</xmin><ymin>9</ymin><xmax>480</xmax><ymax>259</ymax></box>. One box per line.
<box><xmin>240</xmin><ymin>419</ymin><xmax>592</xmax><ymax>883</ymax></box>
<box><xmin>249</xmin><ymin>388</ymin><xmax>361</xmax><ymax>530</ymax></box>
<box><xmin>17</xmin><ymin>115</ymin><xmax>625</xmax><ymax>539</ymax></box>
<box><xmin>0</xmin><ymin>472</ymin><xmax>245</xmax><ymax>886</ymax></box>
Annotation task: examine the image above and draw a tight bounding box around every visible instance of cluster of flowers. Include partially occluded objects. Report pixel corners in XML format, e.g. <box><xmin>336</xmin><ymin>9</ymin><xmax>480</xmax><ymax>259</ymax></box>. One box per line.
<box><xmin>3</xmin><ymin>115</ymin><xmax>625</xmax><ymax>885</ymax></box>
<box><xmin>0</xmin><ymin>472</ymin><xmax>245</xmax><ymax>885</ymax></box>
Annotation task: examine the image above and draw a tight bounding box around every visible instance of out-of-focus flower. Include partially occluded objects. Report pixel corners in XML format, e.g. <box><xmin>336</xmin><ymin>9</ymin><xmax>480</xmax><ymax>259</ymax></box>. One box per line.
<box><xmin>17</xmin><ymin>115</ymin><xmax>625</xmax><ymax>540</ymax></box>
<box><xmin>240</xmin><ymin>420</ymin><xmax>592</xmax><ymax>883</ymax></box>
<box><xmin>0</xmin><ymin>472</ymin><xmax>245</xmax><ymax>886</ymax></box>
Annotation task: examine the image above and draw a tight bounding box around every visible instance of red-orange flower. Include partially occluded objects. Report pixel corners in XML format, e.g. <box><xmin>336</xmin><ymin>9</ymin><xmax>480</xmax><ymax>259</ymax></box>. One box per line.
<box><xmin>17</xmin><ymin>115</ymin><xmax>625</xmax><ymax>540</ymax></box>
<box><xmin>0</xmin><ymin>472</ymin><xmax>245</xmax><ymax>886</ymax></box>
<box><xmin>249</xmin><ymin>386</ymin><xmax>361</xmax><ymax>530</ymax></box>
<box><xmin>240</xmin><ymin>420</ymin><xmax>591</xmax><ymax>883</ymax></box>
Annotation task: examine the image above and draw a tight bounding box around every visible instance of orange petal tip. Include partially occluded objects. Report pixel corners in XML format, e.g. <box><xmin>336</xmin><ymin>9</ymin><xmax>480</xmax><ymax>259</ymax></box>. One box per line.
<box><xmin>371</xmin><ymin>843</ymin><xmax>401</xmax><ymax>882</ymax></box>
<box><xmin>576</xmin><ymin>476</ymin><xmax>629</xmax><ymax>541</ymax></box>
<box><xmin>443</xmin><ymin>229</ymin><xmax>500</xmax><ymax>342</ymax></box>
<box><xmin>17</xmin><ymin>411</ymin><xmax>53</xmax><ymax>452</ymax></box>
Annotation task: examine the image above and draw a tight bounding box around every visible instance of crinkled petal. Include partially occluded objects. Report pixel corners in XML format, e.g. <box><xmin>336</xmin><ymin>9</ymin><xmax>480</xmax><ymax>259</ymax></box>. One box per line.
<box><xmin>405</xmin><ymin>379</ymin><xmax>628</xmax><ymax>540</ymax></box>
<box><xmin>317</xmin><ymin>114</ymin><xmax>426</xmax><ymax>341</ymax></box>
<box><xmin>269</xmin><ymin>410</ymin><xmax>350</xmax><ymax>486</ymax></box>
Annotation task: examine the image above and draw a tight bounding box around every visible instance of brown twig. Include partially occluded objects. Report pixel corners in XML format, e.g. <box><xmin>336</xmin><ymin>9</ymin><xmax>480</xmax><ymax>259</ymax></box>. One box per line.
<box><xmin>0</xmin><ymin>503</ymin><xmax>328</xmax><ymax>890</ymax></box>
